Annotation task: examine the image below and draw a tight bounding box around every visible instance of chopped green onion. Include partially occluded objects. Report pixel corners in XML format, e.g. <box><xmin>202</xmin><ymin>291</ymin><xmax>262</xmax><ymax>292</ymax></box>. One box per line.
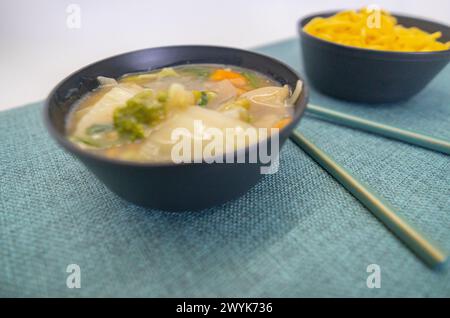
<box><xmin>198</xmin><ymin>92</ymin><xmax>209</xmax><ymax>106</ymax></box>
<box><xmin>242</xmin><ymin>72</ymin><xmax>259</xmax><ymax>88</ymax></box>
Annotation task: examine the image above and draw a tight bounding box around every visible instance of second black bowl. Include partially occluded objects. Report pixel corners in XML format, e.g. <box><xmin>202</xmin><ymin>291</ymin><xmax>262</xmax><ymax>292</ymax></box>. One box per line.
<box><xmin>299</xmin><ymin>11</ymin><xmax>450</xmax><ymax>103</ymax></box>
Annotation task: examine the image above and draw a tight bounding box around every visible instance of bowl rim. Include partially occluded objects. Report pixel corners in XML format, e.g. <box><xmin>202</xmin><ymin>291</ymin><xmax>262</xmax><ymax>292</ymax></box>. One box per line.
<box><xmin>44</xmin><ymin>45</ymin><xmax>309</xmax><ymax>168</ymax></box>
<box><xmin>298</xmin><ymin>10</ymin><xmax>450</xmax><ymax>56</ymax></box>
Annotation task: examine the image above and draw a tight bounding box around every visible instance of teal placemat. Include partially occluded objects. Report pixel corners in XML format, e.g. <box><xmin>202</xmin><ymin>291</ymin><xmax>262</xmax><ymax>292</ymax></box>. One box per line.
<box><xmin>1</xmin><ymin>39</ymin><xmax>449</xmax><ymax>297</ymax></box>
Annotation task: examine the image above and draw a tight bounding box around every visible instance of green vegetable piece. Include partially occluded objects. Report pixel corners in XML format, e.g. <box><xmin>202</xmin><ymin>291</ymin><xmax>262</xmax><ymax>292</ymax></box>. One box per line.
<box><xmin>242</xmin><ymin>72</ymin><xmax>259</xmax><ymax>88</ymax></box>
<box><xmin>114</xmin><ymin>117</ymin><xmax>145</xmax><ymax>141</ymax></box>
<box><xmin>157</xmin><ymin>91</ymin><xmax>168</xmax><ymax>103</ymax></box>
<box><xmin>235</xmin><ymin>98</ymin><xmax>251</xmax><ymax>109</ymax></box>
<box><xmin>113</xmin><ymin>90</ymin><xmax>166</xmax><ymax>141</ymax></box>
<box><xmin>85</xmin><ymin>124</ymin><xmax>114</xmax><ymax>136</ymax></box>
<box><xmin>71</xmin><ymin>136</ymin><xmax>121</xmax><ymax>148</ymax></box>
<box><xmin>120</xmin><ymin>67</ymin><xmax>178</xmax><ymax>83</ymax></box>
<box><xmin>126</xmin><ymin>90</ymin><xmax>154</xmax><ymax>108</ymax></box>
<box><xmin>70</xmin><ymin>136</ymin><xmax>101</xmax><ymax>147</ymax></box>
<box><xmin>206</xmin><ymin>91</ymin><xmax>217</xmax><ymax>102</ymax></box>
<box><xmin>194</xmin><ymin>91</ymin><xmax>216</xmax><ymax>106</ymax></box>
<box><xmin>181</xmin><ymin>67</ymin><xmax>211</xmax><ymax>78</ymax></box>
<box><xmin>198</xmin><ymin>91</ymin><xmax>209</xmax><ymax>106</ymax></box>
<box><xmin>156</xmin><ymin>67</ymin><xmax>179</xmax><ymax>78</ymax></box>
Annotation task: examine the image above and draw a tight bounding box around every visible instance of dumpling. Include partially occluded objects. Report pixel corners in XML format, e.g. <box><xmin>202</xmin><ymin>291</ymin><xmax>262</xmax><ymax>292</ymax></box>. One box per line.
<box><xmin>241</xmin><ymin>85</ymin><xmax>290</xmax><ymax>106</ymax></box>
<box><xmin>73</xmin><ymin>85</ymin><xmax>142</xmax><ymax>138</ymax></box>
<box><xmin>241</xmin><ymin>85</ymin><xmax>292</xmax><ymax>128</ymax></box>
<box><xmin>139</xmin><ymin>106</ymin><xmax>257</xmax><ymax>161</ymax></box>
<box><xmin>204</xmin><ymin>80</ymin><xmax>237</xmax><ymax>109</ymax></box>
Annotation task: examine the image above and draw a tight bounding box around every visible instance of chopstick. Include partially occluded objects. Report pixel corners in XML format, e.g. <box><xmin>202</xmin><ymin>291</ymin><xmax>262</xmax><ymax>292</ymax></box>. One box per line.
<box><xmin>290</xmin><ymin>131</ymin><xmax>448</xmax><ymax>269</ymax></box>
<box><xmin>306</xmin><ymin>104</ymin><xmax>450</xmax><ymax>156</ymax></box>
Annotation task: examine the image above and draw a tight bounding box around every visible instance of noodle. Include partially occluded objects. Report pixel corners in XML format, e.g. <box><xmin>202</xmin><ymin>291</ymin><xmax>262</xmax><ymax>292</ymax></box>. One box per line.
<box><xmin>303</xmin><ymin>8</ymin><xmax>450</xmax><ymax>52</ymax></box>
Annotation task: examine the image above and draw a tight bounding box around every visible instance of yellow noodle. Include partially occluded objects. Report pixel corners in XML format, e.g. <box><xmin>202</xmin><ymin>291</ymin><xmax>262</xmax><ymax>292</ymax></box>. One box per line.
<box><xmin>303</xmin><ymin>8</ymin><xmax>450</xmax><ymax>52</ymax></box>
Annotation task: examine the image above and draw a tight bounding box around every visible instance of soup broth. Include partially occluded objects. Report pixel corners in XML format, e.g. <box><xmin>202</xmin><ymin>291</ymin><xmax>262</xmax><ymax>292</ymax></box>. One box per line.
<box><xmin>67</xmin><ymin>64</ymin><xmax>302</xmax><ymax>162</ymax></box>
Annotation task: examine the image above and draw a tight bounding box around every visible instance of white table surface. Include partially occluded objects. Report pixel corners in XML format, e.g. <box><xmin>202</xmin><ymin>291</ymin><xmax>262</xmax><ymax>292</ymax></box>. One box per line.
<box><xmin>1</xmin><ymin>0</ymin><xmax>449</xmax><ymax>111</ymax></box>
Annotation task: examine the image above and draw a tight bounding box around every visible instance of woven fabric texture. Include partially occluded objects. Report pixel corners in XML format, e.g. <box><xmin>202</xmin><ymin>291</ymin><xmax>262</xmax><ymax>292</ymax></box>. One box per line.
<box><xmin>0</xmin><ymin>39</ymin><xmax>449</xmax><ymax>297</ymax></box>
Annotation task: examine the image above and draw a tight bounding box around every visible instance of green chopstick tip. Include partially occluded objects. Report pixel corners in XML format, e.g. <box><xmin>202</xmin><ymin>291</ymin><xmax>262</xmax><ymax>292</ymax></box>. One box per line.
<box><xmin>289</xmin><ymin>130</ymin><xmax>449</xmax><ymax>270</ymax></box>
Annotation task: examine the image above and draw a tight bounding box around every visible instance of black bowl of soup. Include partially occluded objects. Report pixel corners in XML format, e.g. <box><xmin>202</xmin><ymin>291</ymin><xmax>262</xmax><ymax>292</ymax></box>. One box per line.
<box><xmin>299</xmin><ymin>9</ymin><xmax>450</xmax><ymax>103</ymax></box>
<box><xmin>44</xmin><ymin>46</ymin><xmax>309</xmax><ymax>211</ymax></box>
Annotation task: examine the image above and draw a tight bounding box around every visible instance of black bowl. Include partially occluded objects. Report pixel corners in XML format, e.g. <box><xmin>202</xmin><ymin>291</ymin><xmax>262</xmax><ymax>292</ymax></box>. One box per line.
<box><xmin>44</xmin><ymin>46</ymin><xmax>309</xmax><ymax>211</ymax></box>
<box><xmin>299</xmin><ymin>11</ymin><xmax>450</xmax><ymax>103</ymax></box>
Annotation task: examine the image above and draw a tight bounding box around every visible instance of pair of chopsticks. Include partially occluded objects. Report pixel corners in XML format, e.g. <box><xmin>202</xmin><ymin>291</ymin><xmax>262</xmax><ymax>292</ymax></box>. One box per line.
<box><xmin>289</xmin><ymin>104</ymin><xmax>449</xmax><ymax>269</ymax></box>
<box><xmin>306</xmin><ymin>104</ymin><xmax>450</xmax><ymax>155</ymax></box>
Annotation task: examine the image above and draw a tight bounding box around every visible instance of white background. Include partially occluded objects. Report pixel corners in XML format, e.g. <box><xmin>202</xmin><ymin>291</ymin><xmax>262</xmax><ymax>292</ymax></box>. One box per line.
<box><xmin>1</xmin><ymin>0</ymin><xmax>449</xmax><ymax>111</ymax></box>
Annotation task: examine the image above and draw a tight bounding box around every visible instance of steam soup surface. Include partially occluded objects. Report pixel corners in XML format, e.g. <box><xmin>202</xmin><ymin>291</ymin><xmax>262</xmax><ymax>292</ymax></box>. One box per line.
<box><xmin>67</xmin><ymin>64</ymin><xmax>302</xmax><ymax>162</ymax></box>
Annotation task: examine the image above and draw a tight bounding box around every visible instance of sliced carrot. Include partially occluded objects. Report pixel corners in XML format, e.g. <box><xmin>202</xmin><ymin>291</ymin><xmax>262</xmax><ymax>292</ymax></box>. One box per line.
<box><xmin>210</xmin><ymin>69</ymin><xmax>247</xmax><ymax>82</ymax></box>
<box><xmin>273</xmin><ymin>118</ymin><xmax>292</xmax><ymax>130</ymax></box>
